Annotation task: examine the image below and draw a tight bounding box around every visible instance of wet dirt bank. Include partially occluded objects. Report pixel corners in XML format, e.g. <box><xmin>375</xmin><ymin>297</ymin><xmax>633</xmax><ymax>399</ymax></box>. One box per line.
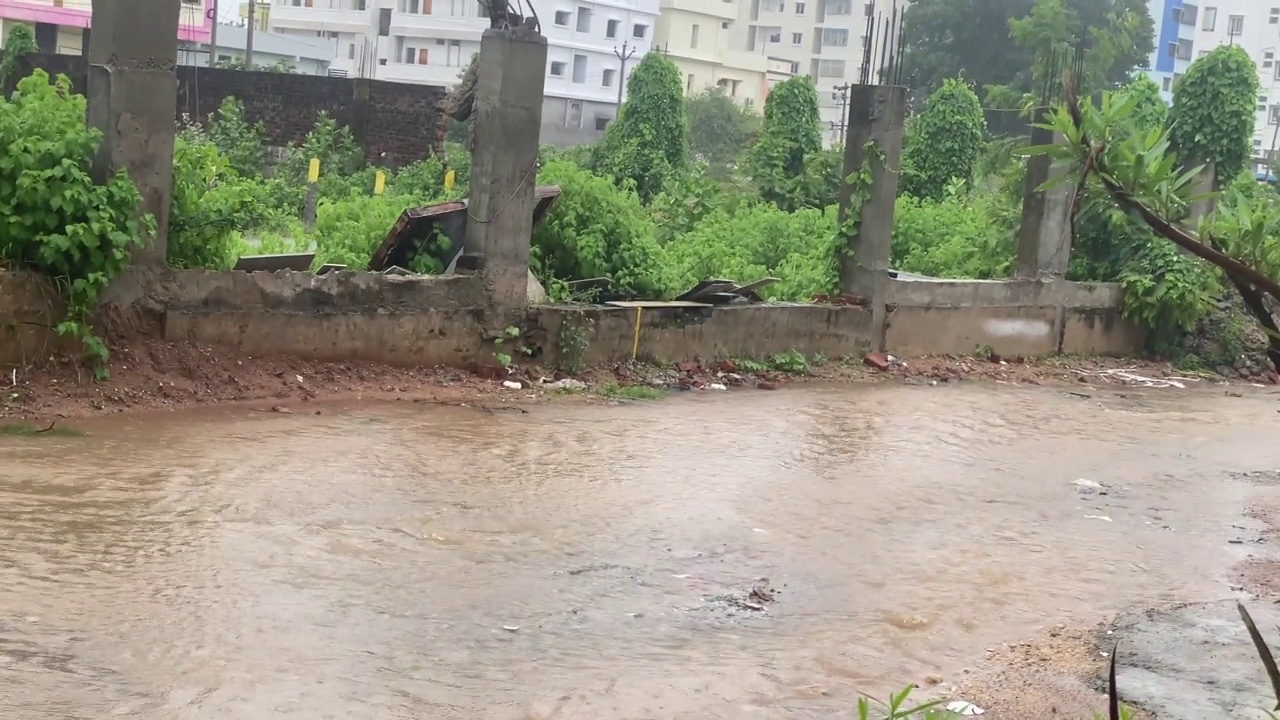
<box><xmin>2</xmin><ymin>383</ymin><xmax>1278</xmax><ymax>718</ymax></box>
<box><xmin>0</xmin><ymin>338</ymin><xmax>1251</xmax><ymax>424</ymax></box>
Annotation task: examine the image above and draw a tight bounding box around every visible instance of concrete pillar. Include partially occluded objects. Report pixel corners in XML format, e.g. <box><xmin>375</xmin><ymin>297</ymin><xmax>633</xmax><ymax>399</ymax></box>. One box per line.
<box><xmin>1188</xmin><ymin>160</ymin><xmax>1218</xmax><ymax>224</ymax></box>
<box><xmin>87</xmin><ymin>0</ymin><xmax>180</xmax><ymax>265</ymax></box>
<box><xmin>838</xmin><ymin>84</ymin><xmax>906</xmax><ymax>299</ymax></box>
<box><xmin>1014</xmin><ymin>107</ymin><xmax>1073</xmax><ymax>278</ymax></box>
<box><xmin>465</xmin><ymin>26</ymin><xmax>548</xmax><ymax>315</ymax></box>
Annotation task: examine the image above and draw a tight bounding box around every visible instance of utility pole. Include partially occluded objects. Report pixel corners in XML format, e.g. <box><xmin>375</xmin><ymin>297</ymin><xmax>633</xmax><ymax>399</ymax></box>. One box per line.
<box><xmin>245</xmin><ymin>0</ymin><xmax>257</xmax><ymax>69</ymax></box>
<box><xmin>831</xmin><ymin>83</ymin><xmax>850</xmax><ymax>144</ymax></box>
<box><xmin>208</xmin><ymin>0</ymin><xmax>219</xmax><ymax>67</ymax></box>
<box><xmin>613</xmin><ymin>41</ymin><xmax>636</xmax><ymax>107</ymax></box>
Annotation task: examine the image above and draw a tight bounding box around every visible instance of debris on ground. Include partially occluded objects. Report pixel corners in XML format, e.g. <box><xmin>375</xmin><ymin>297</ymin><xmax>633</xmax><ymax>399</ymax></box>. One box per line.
<box><xmin>944</xmin><ymin>700</ymin><xmax>985</xmax><ymax>716</ymax></box>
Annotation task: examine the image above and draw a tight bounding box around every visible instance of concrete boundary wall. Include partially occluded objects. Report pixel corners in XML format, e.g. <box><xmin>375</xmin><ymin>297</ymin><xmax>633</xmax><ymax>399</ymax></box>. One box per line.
<box><xmin>0</xmin><ymin>270</ymin><xmax>1144</xmax><ymax>370</ymax></box>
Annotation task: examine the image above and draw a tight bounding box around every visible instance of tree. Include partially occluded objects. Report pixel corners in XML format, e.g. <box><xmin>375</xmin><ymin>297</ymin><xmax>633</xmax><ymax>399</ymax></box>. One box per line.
<box><xmin>901</xmin><ymin>77</ymin><xmax>987</xmax><ymax>200</ymax></box>
<box><xmin>206</xmin><ymin>96</ymin><xmax>267</xmax><ymax>178</ymax></box>
<box><xmin>1124</xmin><ymin>74</ymin><xmax>1167</xmax><ymax>135</ymax></box>
<box><xmin>685</xmin><ymin>87</ymin><xmax>759</xmax><ymax>176</ymax></box>
<box><xmin>743</xmin><ymin>75</ymin><xmax>822</xmax><ymax>211</ymax></box>
<box><xmin>900</xmin><ymin>0</ymin><xmax>1153</xmax><ymax>110</ymax></box>
<box><xmin>1169</xmin><ymin>45</ymin><xmax>1258</xmax><ymax>185</ymax></box>
<box><xmin>591</xmin><ymin>52</ymin><xmax>688</xmax><ymax>202</ymax></box>
<box><xmin>0</xmin><ymin>23</ymin><xmax>38</xmax><ymax>88</ymax></box>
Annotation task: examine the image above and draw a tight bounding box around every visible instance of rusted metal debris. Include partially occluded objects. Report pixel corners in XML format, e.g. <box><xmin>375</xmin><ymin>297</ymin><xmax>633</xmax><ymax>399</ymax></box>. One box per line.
<box><xmin>233</xmin><ymin>253</ymin><xmax>315</xmax><ymax>272</ymax></box>
<box><xmin>367</xmin><ymin>185</ymin><xmax>562</xmax><ymax>273</ymax></box>
<box><xmin>675</xmin><ymin>277</ymin><xmax>778</xmax><ymax>304</ymax></box>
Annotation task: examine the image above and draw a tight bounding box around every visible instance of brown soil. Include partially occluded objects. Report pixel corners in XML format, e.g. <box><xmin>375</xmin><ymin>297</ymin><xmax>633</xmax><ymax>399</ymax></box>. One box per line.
<box><xmin>0</xmin><ymin>340</ymin><xmax>1263</xmax><ymax>425</ymax></box>
<box><xmin>952</xmin><ymin>622</ymin><xmax>1154</xmax><ymax>720</ymax></box>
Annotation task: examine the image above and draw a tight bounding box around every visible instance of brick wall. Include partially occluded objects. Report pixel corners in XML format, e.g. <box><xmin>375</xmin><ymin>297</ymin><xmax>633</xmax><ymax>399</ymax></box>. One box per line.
<box><xmin>4</xmin><ymin>53</ymin><xmax>448</xmax><ymax>162</ymax></box>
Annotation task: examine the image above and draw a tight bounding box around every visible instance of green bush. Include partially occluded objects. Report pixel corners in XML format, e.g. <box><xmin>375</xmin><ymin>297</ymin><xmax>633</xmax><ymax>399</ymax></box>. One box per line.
<box><xmin>891</xmin><ymin>184</ymin><xmax>1016</xmax><ymax>279</ymax></box>
<box><xmin>0</xmin><ymin>70</ymin><xmax>150</xmax><ymax>373</ymax></box>
<box><xmin>533</xmin><ymin>158</ymin><xmax>671</xmax><ymax>297</ymax></box>
<box><xmin>901</xmin><ymin>77</ymin><xmax>987</xmax><ymax>201</ymax></box>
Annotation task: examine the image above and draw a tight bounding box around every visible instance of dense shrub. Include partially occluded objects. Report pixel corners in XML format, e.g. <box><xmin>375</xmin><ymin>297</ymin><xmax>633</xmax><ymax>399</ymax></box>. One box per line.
<box><xmin>900</xmin><ymin>77</ymin><xmax>987</xmax><ymax>201</ymax></box>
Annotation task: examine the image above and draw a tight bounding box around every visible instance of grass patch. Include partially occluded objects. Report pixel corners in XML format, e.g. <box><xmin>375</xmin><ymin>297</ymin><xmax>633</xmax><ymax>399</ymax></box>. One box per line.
<box><xmin>0</xmin><ymin>421</ymin><xmax>83</xmax><ymax>437</ymax></box>
<box><xmin>733</xmin><ymin>349</ymin><xmax>817</xmax><ymax>375</ymax></box>
<box><xmin>599</xmin><ymin>382</ymin><xmax>665</xmax><ymax>400</ymax></box>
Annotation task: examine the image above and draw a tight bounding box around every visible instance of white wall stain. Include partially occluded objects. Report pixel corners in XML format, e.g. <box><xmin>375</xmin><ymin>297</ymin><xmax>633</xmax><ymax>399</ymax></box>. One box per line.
<box><xmin>981</xmin><ymin>318</ymin><xmax>1052</xmax><ymax>339</ymax></box>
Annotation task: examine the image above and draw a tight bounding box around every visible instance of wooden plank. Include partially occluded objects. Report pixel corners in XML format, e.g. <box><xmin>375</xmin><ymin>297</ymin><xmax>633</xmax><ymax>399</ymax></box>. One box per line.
<box><xmin>233</xmin><ymin>253</ymin><xmax>315</xmax><ymax>272</ymax></box>
<box><xmin>605</xmin><ymin>300</ymin><xmax>713</xmax><ymax>309</ymax></box>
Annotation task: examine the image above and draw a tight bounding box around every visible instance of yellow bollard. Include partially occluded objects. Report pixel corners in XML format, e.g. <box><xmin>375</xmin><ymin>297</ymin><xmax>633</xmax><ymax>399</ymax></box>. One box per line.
<box><xmin>444</xmin><ymin>168</ymin><xmax>456</xmax><ymax>191</ymax></box>
<box><xmin>307</xmin><ymin>158</ymin><xmax>321</xmax><ymax>183</ymax></box>
<box><xmin>374</xmin><ymin>171</ymin><xmax>386</xmax><ymax>195</ymax></box>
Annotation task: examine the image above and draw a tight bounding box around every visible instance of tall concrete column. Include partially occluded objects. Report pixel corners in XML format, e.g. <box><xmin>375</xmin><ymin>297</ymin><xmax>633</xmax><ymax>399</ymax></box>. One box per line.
<box><xmin>1187</xmin><ymin>160</ymin><xmax>1218</xmax><ymax>224</ymax></box>
<box><xmin>465</xmin><ymin>26</ymin><xmax>548</xmax><ymax>315</ymax></box>
<box><xmin>1014</xmin><ymin>107</ymin><xmax>1073</xmax><ymax>278</ymax></box>
<box><xmin>87</xmin><ymin>0</ymin><xmax>180</xmax><ymax>265</ymax></box>
<box><xmin>838</xmin><ymin>84</ymin><xmax>906</xmax><ymax>299</ymax></box>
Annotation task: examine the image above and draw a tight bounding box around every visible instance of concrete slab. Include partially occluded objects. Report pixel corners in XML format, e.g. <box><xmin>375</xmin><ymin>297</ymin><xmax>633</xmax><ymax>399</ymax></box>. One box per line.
<box><xmin>1114</xmin><ymin>600</ymin><xmax>1278</xmax><ymax>719</ymax></box>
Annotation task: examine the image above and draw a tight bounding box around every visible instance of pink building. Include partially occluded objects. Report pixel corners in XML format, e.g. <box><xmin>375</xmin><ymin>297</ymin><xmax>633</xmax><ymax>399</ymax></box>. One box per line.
<box><xmin>0</xmin><ymin>0</ymin><xmax>213</xmax><ymax>53</ymax></box>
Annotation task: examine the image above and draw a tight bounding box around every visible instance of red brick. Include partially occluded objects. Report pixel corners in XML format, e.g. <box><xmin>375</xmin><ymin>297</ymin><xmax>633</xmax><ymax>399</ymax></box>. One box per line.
<box><xmin>863</xmin><ymin>353</ymin><xmax>891</xmax><ymax>371</ymax></box>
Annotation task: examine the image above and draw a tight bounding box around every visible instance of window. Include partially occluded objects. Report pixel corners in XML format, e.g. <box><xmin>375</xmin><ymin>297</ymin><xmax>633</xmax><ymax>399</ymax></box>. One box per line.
<box><xmin>691</xmin><ymin>24</ymin><xmax>699</xmax><ymax>48</ymax></box>
<box><xmin>791</xmin><ymin>32</ymin><xmax>802</xmax><ymax>45</ymax></box>
<box><xmin>1275</xmin><ymin>62</ymin><xmax>1280</xmax><ymax>81</ymax></box>
<box><xmin>822</xmin><ymin>27</ymin><xmax>849</xmax><ymax>45</ymax></box>
<box><xmin>1175</xmin><ymin>3</ymin><xmax>1197</xmax><ymax>25</ymax></box>
<box><xmin>1260</xmin><ymin>95</ymin><xmax>1269</xmax><ymax>112</ymax></box>
<box><xmin>553</xmin><ymin>10</ymin><xmax>570</xmax><ymax>25</ymax></box>
<box><xmin>1162</xmin><ymin>76</ymin><xmax>1171</xmax><ymax>92</ymax></box>
<box><xmin>594</xmin><ymin>116</ymin><xmax>610</xmax><ymax>131</ymax></box>
<box><xmin>795</xmin><ymin>2</ymin><xmax>805</xmax><ymax>13</ymax></box>
<box><xmin>550</xmin><ymin>60</ymin><xmax>566</xmax><ymax>76</ymax></box>
<box><xmin>1271</xmin><ymin>105</ymin><xmax>1280</xmax><ymax>125</ymax></box>
<box><xmin>768</xmin><ymin>30</ymin><xmax>781</xmax><ymax>42</ymax></box>
<box><xmin>377</xmin><ymin>7</ymin><xmax>391</xmax><ymax>35</ymax></box>
<box><xmin>348</xmin><ymin>43</ymin><xmax>355</xmax><ymax>59</ymax></box>
<box><xmin>602</xmin><ymin>68</ymin><xmax>615</xmax><ymax>87</ymax></box>
<box><xmin>632</xmin><ymin>23</ymin><xmax>648</xmax><ymax>38</ymax></box>
<box><xmin>1201</xmin><ymin>6</ymin><xmax>1216</xmax><ymax>30</ymax></box>
<box><xmin>1227</xmin><ymin>14</ymin><xmax>1243</xmax><ymax>35</ymax></box>
<box><xmin>721</xmin><ymin>20</ymin><xmax>729</xmax><ymax>28</ymax></box>
<box><xmin>826</xmin><ymin>0</ymin><xmax>851</xmax><ymax>14</ymax></box>
<box><xmin>571</xmin><ymin>53</ymin><xmax>587</xmax><ymax>83</ymax></box>
<box><xmin>763</xmin><ymin>0</ymin><xmax>784</xmax><ymax>10</ymax></box>
<box><xmin>606</xmin><ymin>18</ymin><xmax>619</xmax><ymax>37</ymax></box>
<box><xmin>864</xmin><ymin>1</ymin><xmax>873</xmax><ymax>15</ymax></box>
<box><xmin>1272</xmin><ymin>7</ymin><xmax>1279</xmax><ymax>23</ymax></box>
<box><xmin>789</xmin><ymin>60</ymin><xmax>800</xmax><ymax>74</ymax></box>
<box><xmin>817</xmin><ymin>58</ymin><xmax>845</xmax><ymax>77</ymax></box>
<box><xmin>576</xmin><ymin>7</ymin><xmax>592</xmax><ymax>32</ymax></box>
<box><xmin>1167</xmin><ymin>38</ymin><xmax>1192</xmax><ymax>60</ymax></box>
<box><xmin>686</xmin><ymin>73</ymin><xmax>694</xmax><ymax>91</ymax></box>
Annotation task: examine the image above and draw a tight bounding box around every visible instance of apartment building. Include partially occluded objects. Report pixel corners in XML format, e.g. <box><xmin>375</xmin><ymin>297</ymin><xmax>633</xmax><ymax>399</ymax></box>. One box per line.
<box><xmin>1191</xmin><ymin>1</ymin><xmax>1280</xmax><ymax>174</ymax></box>
<box><xmin>732</xmin><ymin>0</ymin><xmax>874</xmax><ymax>144</ymax></box>
<box><xmin>1145</xmin><ymin>0</ymin><xmax>1196</xmax><ymax>103</ymax></box>
<box><xmin>0</xmin><ymin>0</ymin><xmax>212</xmax><ymax>55</ymax></box>
<box><xmin>179</xmin><ymin>24</ymin><xmax>336</xmax><ymax>75</ymax></box>
<box><xmin>652</xmin><ymin>0</ymin><xmax>768</xmax><ymax>109</ymax></box>
<box><xmin>264</xmin><ymin>0</ymin><xmax>656</xmax><ymax>144</ymax></box>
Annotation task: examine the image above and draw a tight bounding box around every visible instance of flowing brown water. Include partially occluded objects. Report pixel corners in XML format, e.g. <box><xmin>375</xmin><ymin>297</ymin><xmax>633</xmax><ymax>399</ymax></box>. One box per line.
<box><xmin>1</xmin><ymin>383</ymin><xmax>1277</xmax><ymax>719</ymax></box>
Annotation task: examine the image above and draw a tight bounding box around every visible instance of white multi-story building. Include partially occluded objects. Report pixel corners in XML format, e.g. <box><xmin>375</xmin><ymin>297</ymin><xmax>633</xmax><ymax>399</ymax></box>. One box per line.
<box><xmin>732</xmin><ymin>0</ymin><xmax>877</xmax><ymax>145</ymax></box>
<box><xmin>1190</xmin><ymin>1</ymin><xmax>1280</xmax><ymax>175</ymax></box>
<box><xmin>651</xmin><ymin>0</ymin><xmax>769</xmax><ymax>109</ymax></box>
<box><xmin>1145</xmin><ymin>0</ymin><xmax>1280</xmax><ymax>175</ymax></box>
<box><xmin>262</xmin><ymin>0</ymin><xmax>657</xmax><ymax>144</ymax></box>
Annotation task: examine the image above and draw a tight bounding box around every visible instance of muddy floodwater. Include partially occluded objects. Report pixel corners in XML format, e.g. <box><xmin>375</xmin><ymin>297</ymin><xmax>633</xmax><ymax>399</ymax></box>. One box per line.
<box><xmin>2</xmin><ymin>384</ymin><xmax>1279</xmax><ymax>719</ymax></box>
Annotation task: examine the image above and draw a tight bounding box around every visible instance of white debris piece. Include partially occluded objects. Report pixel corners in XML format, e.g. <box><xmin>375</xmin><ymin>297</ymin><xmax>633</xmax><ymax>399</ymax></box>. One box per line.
<box><xmin>945</xmin><ymin>700</ymin><xmax>985</xmax><ymax>716</ymax></box>
<box><xmin>502</xmin><ymin>380</ymin><xmax>523</xmax><ymax>390</ymax></box>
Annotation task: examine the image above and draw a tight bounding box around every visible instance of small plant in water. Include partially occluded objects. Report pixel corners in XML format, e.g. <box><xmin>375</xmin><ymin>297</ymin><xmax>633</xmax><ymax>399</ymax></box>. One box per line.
<box><xmin>599</xmin><ymin>382</ymin><xmax>664</xmax><ymax>400</ymax></box>
<box><xmin>0</xmin><ymin>421</ymin><xmax>82</xmax><ymax>437</ymax></box>
<box><xmin>857</xmin><ymin>685</ymin><xmax>948</xmax><ymax>719</ymax></box>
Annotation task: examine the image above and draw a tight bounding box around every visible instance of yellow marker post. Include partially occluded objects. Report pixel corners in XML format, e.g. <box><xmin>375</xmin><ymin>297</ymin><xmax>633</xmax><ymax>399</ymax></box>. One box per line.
<box><xmin>444</xmin><ymin>168</ymin><xmax>456</xmax><ymax>191</ymax></box>
<box><xmin>373</xmin><ymin>171</ymin><xmax>386</xmax><ymax>195</ymax></box>
<box><xmin>631</xmin><ymin>307</ymin><xmax>643</xmax><ymax>361</ymax></box>
<box><xmin>307</xmin><ymin>158</ymin><xmax>321</xmax><ymax>183</ymax></box>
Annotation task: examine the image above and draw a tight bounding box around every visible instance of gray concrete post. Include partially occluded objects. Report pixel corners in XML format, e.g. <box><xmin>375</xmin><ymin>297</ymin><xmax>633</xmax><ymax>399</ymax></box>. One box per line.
<box><xmin>838</xmin><ymin>84</ymin><xmax>906</xmax><ymax>300</ymax></box>
<box><xmin>1014</xmin><ymin>107</ymin><xmax>1073</xmax><ymax>278</ymax></box>
<box><xmin>465</xmin><ymin>26</ymin><xmax>548</xmax><ymax>314</ymax></box>
<box><xmin>87</xmin><ymin>0</ymin><xmax>180</xmax><ymax>266</ymax></box>
<box><xmin>1187</xmin><ymin>160</ymin><xmax>1218</xmax><ymax>226</ymax></box>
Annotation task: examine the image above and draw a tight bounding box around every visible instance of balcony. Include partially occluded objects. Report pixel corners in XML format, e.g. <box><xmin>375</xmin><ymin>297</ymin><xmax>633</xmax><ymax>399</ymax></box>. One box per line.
<box><xmin>389</xmin><ymin>11</ymin><xmax>485</xmax><ymax>40</ymax></box>
<box><xmin>270</xmin><ymin>4</ymin><xmax>371</xmax><ymax>34</ymax></box>
<box><xmin>378</xmin><ymin>61</ymin><xmax>465</xmax><ymax>86</ymax></box>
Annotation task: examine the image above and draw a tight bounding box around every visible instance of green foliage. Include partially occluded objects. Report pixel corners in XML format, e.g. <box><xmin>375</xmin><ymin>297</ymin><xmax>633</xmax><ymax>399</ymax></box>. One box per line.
<box><xmin>0</xmin><ymin>71</ymin><xmax>150</xmax><ymax>374</ymax></box>
<box><xmin>892</xmin><ymin>181</ymin><xmax>1017</xmax><ymax>278</ymax></box>
<box><xmin>663</xmin><ymin>202</ymin><xmax>839</xmax><ymax>300</ymax></box>
<box><xmin>1116</xmin><ymin>237</ymin><xmax>1217</xmax><ymax>349</ymax></box>
<box><xmin>685</xmin><ymin>86</ymin><xmax>760</xmax><ymax>175</ymax></box>
<box><xmin>205</xmin><ymin>96</ymin><xmax>267</xmax><ymax>177</ymax></box>
<box><xmin>744</xmin><ymin>76</ymin><xmax>824</xmax><ymax>211</ymax></box>
<box><xmin>0</xmin><ymin>22</ymin><xmax>37</xmax><ymax>87</ymax></box>
<box><xmin>312</xmin><ymin>192</ymin><xmax>440</xmax><ymax>270</ymax></box>
<box><xmin>901</xmin><ymin>0</ymin><xmax>1153</xmax><ymax>113</ymax></box>
<box><xmin>533</xmin><ymin>158</ymin><xmax>672</xmax><ymax>297</ymax></box>
<box><xmin>1169</xmin><ymin>45</ymin><xmax>1259</xmax><ymax>183</ymax></box>
<box><xmin>169</xmin><ymin>125</ymin><xmax>273</xmax><ymax>270</ymax></box>
<box><xmin>277</xmin><ymin>112</ymin><xmax>365</xmax><ymax>199</ymax></box>
<box><xmin>213</xmin><ymin>57</ymin><xmax>297</xmax><ymax>73</ymax></box>
<box><xmin>1124</xmin><ymin>74</ymin><xmax>1167</xmax><ymax>136</ymax></box>
<box><xmin>592</xmin><ymin>52</ymin><xmax>688</xmax><ymax>202</ymax></box>
<box><xmin>901</xmin><ymin>78</ymin><xmax>987</xmax><ymax>200</ymax></box>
